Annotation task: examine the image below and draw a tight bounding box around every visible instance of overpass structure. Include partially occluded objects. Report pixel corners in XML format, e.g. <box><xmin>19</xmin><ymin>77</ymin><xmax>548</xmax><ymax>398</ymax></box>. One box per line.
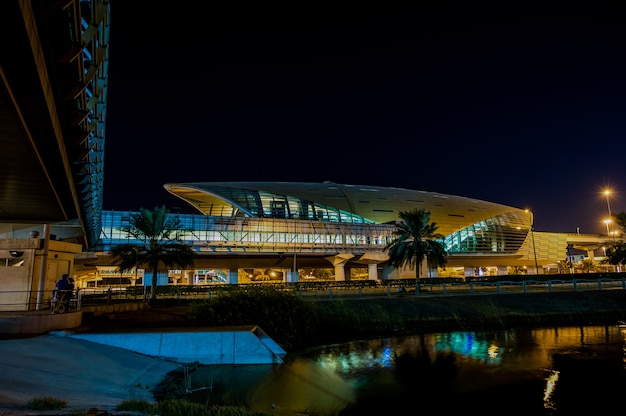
<box><xmin>563</xmin><ymin>232</ymin><xmax>614</xmax><ymax>256</ymax></box>
<box><xmin>0</xmin><ymin>0</ymin><xmax>109</xmax><ymax>249</ymax></box>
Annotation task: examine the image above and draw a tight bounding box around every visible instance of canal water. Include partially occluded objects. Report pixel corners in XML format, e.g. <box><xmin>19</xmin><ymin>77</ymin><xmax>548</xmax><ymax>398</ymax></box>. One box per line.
<box><xmin>187</xmin><ymin>324</ymin><xmax>626</xmax><ymax>415</ymax></box>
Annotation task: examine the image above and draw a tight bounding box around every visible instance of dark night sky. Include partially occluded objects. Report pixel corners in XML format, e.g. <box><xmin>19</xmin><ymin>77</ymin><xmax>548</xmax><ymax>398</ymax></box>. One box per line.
<box><xmin>102</xmin><ymin>2</ymin><xmax>626</xmax><ymax>234</ymax></box>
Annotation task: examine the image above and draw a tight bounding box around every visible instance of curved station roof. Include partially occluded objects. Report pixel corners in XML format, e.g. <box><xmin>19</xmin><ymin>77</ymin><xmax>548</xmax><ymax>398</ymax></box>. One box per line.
<box><xmin>164</xmin><ymin>181</ymin><xmax>533</xmax><ymax>257</ymax></box>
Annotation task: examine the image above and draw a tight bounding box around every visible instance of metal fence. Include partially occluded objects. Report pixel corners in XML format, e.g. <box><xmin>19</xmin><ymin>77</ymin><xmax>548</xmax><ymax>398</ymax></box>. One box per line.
<box><xmin>285</xmin><ymin>277</ymin><xmax>626</xmax><ymax>300</ymax></box>
<box><xmin>0</xmin><ymin>287</ymin><xmax>147</xmax><ymax>314</ymax></box>
<box><xmin>2</xmin><ymin>276</ymin><xmax>625</xmax><ymax>313</ymax></box>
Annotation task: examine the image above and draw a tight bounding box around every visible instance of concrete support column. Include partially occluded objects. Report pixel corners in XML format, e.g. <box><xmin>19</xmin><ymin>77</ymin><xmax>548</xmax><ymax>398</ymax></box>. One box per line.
<box><xmin>228</xmin><ymin>268</ymin><xmax>238</xmax><ymax>284</ymax></box>
<box><xmin>325</xmin><ymin>253</ymin><xmax>355</xmax><ymax>281</ymax></box>
<box><xmin>368</xmin><ymin>263</ymin><xmax>378</xmax><ymax>280</ymax></box>
<box><xmin>464</xmin><ymin>267</ymin><xmax>475</xmax><ymax>278</ymax></box>
<box><xmin>36</xmin><ymin>224</ymin><xmax>51</xmax><ymax>310</ymax></box>
<box><xmin>334</xmin><ymin>264</ymin><xmax>346</xmax><ymax>281</ymax></box>
<box><xmin>427</xmin><ymin>265</ymin><xmax>439</xmax><ymax>277</ymax></box>
<box><xmin>380</xmin><ymin>264</ymin><xmax>397</xmax><ymax>280</ymax></box>
<box><xmin>183</xmin><ymin>270</ymin><xmax>193</xmax><ymax>285</ymax></box>
<box><xmin>497</xmin><ymin>266</ymin><xmax>508</xmax><ymax>276</ymax></box>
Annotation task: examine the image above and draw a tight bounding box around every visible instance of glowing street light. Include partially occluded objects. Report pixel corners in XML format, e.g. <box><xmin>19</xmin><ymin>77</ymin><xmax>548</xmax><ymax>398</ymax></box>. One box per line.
<box><xmin>603</xmin><ymin>188</ymin><xmax>615</xmax><ymax>242</ymax></box>
<box><xmin>604</xmin><ymin>219</ymin><xmax>612</xmax><ymax>236</ymax></box>
<box><xmin>603</xmin><ymin>188</ymin><xmax>613</xmax><ymax>216</ymax></box>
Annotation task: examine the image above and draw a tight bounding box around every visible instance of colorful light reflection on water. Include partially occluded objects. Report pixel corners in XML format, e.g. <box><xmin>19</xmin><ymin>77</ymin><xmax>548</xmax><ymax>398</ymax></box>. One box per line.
<box><xmin>189</xmin><ymin>325</ymin><xmax>626</xmax><ymax>415</ymax></box>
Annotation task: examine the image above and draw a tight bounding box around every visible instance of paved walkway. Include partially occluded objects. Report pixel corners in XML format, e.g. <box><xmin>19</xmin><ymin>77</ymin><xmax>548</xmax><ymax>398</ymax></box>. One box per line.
<box><xmin>0</xmin><ymin>333</ymin><xmax>180</xmax><ymax>413</ymax></box>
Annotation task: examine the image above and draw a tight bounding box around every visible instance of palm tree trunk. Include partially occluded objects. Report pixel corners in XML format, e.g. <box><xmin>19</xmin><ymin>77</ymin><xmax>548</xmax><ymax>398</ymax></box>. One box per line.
<box><xmin>150</xmin><ymin>265</ymin><xmax>158</xmax><ymax>304</ymax></box>
<box><xmin>416</xmin><ymin>263</ymin><xmax>421</xmax><ymax>295</ymax></box>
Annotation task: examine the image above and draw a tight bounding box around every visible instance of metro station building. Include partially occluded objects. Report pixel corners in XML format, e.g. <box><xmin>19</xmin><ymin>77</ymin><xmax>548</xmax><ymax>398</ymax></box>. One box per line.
<box><xmin>64</xmin><ymin>181</ymin><xmax>611</xmax><ymax>288</ymax></box>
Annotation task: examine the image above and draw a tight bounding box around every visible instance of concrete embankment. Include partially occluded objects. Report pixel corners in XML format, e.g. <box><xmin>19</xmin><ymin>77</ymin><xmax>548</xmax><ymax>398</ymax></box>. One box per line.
<box><xmin>0</xmin><ymin>333</ymin><xmax>180</xmax><ymax>410</ymax></box>
<box><xmin>63</xmin><ymin>325</ymin><xmax>286</xmax><ymax>365</ymax></box>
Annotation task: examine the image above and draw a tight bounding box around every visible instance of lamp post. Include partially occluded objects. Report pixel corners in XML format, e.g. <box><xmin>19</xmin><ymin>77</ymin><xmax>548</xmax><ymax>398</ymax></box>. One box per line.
<box><xmin>604</xmin><ymin>219</ymin><xmax>611</xmax><ymax>236</ymax></box>
<box><xmin>603</xmin><ymin>189</ymin><xmax>615</xmax><ymax>243</ymax></box>
<box><xmin>525</xmin><ymin>209</ymin><xmax>539</xmax><ymax>274</ymax></box>
<box><xmin>292</xmin><ymin>231</ymin><xmax>298</xmax><ymax>283</ymax></box>
<box><xmin>132</xmin><ymin>247</ymin><xmax>139</xmax><ymax>300</ymax></box>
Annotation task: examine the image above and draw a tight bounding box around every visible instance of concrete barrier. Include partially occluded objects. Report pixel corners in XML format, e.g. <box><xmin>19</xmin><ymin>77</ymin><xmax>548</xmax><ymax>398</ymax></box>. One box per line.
<box><xmin>0</xmin><ymin>302</ymin><xmax>147</xmax><ymax>335</ymax></box>
<box><xmin>0</xmin><ymin>310</ymin><xmax>81</xmax><ymax>334</ymax></box>
<box><xmin>59</xmin><ymin>325</ymin><xmax>286</xmax><ymax>365</ymax></box>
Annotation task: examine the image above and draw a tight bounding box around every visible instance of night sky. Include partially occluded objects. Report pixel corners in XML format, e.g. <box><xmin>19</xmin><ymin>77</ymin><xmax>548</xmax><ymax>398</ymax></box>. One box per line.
<box><xmin>103</xmin><ymin>3</ymin><xmax>626</xmax><ymax>234</ymax></box>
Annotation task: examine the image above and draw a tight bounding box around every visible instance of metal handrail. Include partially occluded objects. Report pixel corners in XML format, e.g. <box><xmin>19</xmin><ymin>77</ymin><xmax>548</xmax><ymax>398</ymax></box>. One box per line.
<box><xmin>1</xmin><ymin>277</ymin><xmax>625</xmax><ymax>313</ymax></box>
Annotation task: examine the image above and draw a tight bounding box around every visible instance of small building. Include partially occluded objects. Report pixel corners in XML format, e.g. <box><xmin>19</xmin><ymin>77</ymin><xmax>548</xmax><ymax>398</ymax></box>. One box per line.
<box><xmin>0</xmin><ymin>235</ymin><xmax>83</xmax><ymax>312</ymax></box>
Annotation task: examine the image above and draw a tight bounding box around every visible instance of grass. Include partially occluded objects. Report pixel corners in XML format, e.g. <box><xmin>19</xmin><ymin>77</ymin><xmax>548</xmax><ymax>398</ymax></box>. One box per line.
<box><xmin>84</xmin><ymin>287</ymin><xmax>626</xmax><ymax>349</ymax></box>
<box><xmin>24</xmin><ymin>396</ymin><xmax>67</xmax><ymax>410</ymax></box>
<box><xmin>20</xmin><ymin>397</ymin><xmax>271</xmax><ymax>416</ymax></box>
<box><xmin>186</xmin><ymin>287</ymin><xmax>626</xmax><ymax>348</ymax></box>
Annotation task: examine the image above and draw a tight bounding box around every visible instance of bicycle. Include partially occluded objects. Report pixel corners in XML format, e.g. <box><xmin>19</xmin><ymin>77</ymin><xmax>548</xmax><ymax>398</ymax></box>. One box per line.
<box><xmin>51</xmin><ymin>290</ymin><xmax>74</xmax><ymax>314</ymax></box>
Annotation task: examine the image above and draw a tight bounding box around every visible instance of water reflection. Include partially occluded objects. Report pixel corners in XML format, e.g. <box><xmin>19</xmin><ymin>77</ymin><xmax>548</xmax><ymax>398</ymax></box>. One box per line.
<box><xmin>247</xmin><ymin>358</ymin><xmax>356</xmax><ymax>415</ymax></box>
<box><xmin>188</xmin><ymin>358</ymin><xmax>356</xmax><ymax>415</ymax></box>
<box><xmin>188</xmin><ymin>325</ymin><xmax>626</xmax><ymax>415</ymax></box>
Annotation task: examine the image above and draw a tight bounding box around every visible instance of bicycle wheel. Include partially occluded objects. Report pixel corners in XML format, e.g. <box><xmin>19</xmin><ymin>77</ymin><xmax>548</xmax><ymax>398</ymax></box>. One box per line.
<box><xmin>51</xmin><ymin>301</ymin><xmax>65</xmax><ymax>314</ymax></box>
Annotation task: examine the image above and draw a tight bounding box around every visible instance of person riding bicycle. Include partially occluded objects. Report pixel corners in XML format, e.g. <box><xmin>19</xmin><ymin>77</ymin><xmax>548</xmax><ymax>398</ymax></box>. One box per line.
<box><xmin>54</xmin><ymin>274</ymin><xmax>73</xmax><ymax>312</ymax></box>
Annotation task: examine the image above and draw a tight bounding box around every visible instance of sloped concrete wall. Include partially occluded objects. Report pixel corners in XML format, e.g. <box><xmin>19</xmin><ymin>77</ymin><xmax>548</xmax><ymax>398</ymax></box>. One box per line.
<box><xmin>0</xmin><ymin>302</ymin><xmax>146</xmax><ymax>334</ymax></box>
<box><xmin>63</xmin><ymin>325</ymin><xmax>286</xmax><ymax>365</ymax></box>
<box><xmin>0</xmin><ymin>311</ymin><xmax>81</xmax><ymax>334</ymax></box>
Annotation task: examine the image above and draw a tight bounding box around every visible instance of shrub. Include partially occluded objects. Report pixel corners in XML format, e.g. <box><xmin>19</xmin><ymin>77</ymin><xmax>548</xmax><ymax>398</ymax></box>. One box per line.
<box><xmin>191</xmin><ymin>286</ymin><xmax>319</xmax><ymax>348</ymax></box>
<box><xmin>24</xmin><ymin>396</ymin><xmax>67</xmax><ymax>410</ymax></box>
<box><xmin>116</xmin><ymin>398</ymin><xmax>158</xmax><ymax>414</ymax></box>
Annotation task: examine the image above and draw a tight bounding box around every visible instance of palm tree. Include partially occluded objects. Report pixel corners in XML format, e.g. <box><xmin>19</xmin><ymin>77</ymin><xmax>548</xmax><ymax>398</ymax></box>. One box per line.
<box><xmin>110</xmin><ymin>205</ymin><xmax>195</xmax><ymax>303</ymax></box>
<box><xmin>384</xmin><ymin>208</ymin><xmax>448</xmax><ymax>284</ymax></box>
<box><xmin>557</xmin><ymin>257</ymin><xmax>573</xmax><ymax>274</ymax></box>
<box><xmin>577</xmin><ymin>258</ymin><xmax>597</xmax><ymax>273</ymax></box>
<box><xmin>603</xmin><ymin>211</ymin><xmax>626</xmax><ymax>268</ymax></box>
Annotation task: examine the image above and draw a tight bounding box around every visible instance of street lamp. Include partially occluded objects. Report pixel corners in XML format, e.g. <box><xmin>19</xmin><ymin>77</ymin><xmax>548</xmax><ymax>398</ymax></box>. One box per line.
<box><xmin>604</xmin><ymin>219</ymin><xmax>612</xmax><ymax>236</ymax></box>
<box><xmin>525</xmin><ymin>209</ymin><xmax>539</xmax><ymax>274</ymax></box>
<box><xmin>132</xmin><ymin>247</ymin><xmax>139</xmax><ymax>300</ymax></box>
<box><xmin>603</xmin><ymin>188</ymin><xmax>615</xmax><ymax>242</ymax></box>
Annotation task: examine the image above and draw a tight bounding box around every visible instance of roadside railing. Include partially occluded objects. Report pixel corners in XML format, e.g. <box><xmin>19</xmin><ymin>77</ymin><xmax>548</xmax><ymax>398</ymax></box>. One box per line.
<box><xmin>143</xmin><ymin>276</ymin><xmax>626</xmax><ymax>302</ymax></box>
<box><xmin>0</xmin><ymin>287</ymin><xmax>149</xmax><ymax>314</ymax></box>
<box><xmin>285</xmin><ymin>276</ymin><xmax>626</xmax><ymax>301</ymax></box>
<box><xmin>1</xmin><ymin>276</ymin><xmax>625</xmax><ymax>312</ymax></box>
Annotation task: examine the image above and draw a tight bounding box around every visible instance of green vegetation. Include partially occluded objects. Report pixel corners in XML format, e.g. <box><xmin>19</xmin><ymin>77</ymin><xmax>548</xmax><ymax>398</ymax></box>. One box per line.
<box><xmin>20</xmin><ymin>397</ymin><xmax>270</xmax><ymax>416</ymax></box>
<box><xmin>604</xmin><ymin>211</ymin><xmax>626</xmax><ymax>267</ymax></box>
<box><xmin>188</xmin><ymin>285</ymin><xmax>626</xmax><ymax>350</ymax></box>
<box><xmin>115</xmin><ymin>398</ymin><xmax>156</xmax><ymax>414</ymax></box>
<box><xmin>190</xmin><ymin>285</ymin><xmax>320</xmax><ymax>349</ymax></box>
<box><xmin>110</xmin><ymin>205</ymin><xmax>196</xmax><ymax>303</ymax></box>
<box><xmin>384</xmin><ymin>208</ymin><xmax>447</xmax><ymax>278</ymax></box>
<box><xmin>24</xmin><ymin>396</ymin><xmax>67</xmax><ymax>410</ymax></box>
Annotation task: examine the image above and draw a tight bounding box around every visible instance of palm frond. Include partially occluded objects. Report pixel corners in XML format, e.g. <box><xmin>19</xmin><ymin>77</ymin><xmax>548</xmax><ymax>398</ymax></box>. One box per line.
<box><xmin>384</xmin><ymin>208</ymin><xmax>448</xmax><ymax>278</ymax></box>
<box><xmin>111</xmin><ymin>206</ymin><xmax>195</xmax><ymax>303</ymax></box>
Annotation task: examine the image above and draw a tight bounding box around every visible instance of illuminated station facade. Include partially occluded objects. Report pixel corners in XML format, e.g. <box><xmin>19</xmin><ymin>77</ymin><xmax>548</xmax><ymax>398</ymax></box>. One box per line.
<box><xmin>72</xmin><ymin>182</ymin><xmax>610</xmax><ymax>288</ymax></box>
